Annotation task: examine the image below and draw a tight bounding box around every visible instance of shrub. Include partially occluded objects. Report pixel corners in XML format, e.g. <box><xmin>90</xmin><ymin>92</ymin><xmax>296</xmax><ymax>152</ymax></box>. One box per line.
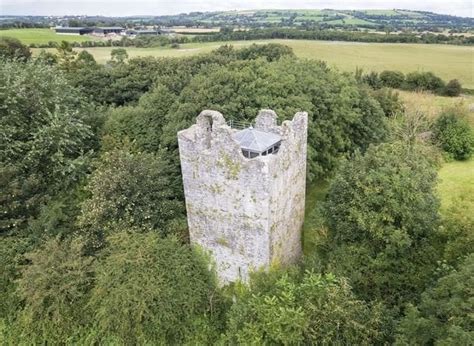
<box><xmin>224</xmin><ymin>268</ymin><xmax>384</xmax><ymax>344</ymax></box>
<box><xmin>380</xmin><ymin>70</ymin><xmax>405</xmax><ymax>88</ymax></box>
<box><xmin>434</xmin><ymin>109</ymin><xmax>473</xmax><ymax>160</ymax></box>
<box><xmin>11</xmin><ymin>238</ymin><xmax>94</xmax><ymax>343</ymax></box>
<box><xmin>0</xmin><ymin>36</ymin><xmax>31</xmax><ymax>61</ymax></box>
<box><xmin>396</xmin><ymin>254</ymin><xmax>474</xmax><ymax>345</ymax></box>
<box><xmin>362</xmin><ymin>71</ymin><xmax>383</xmax><ymax>89</ymax></box>
<box><xmin>78</xmin><ymin>147</ymin><xmax>184</xmax><ymax>248</ymax></box>
<box><xmin>404</xmin><ymin>71</ymin><xmax>445</xmax><ymax>92</ymax></box>
<box><xmin>443</xmin><ymin>79</ymin><xmax>462</xmax><ymax>97</ymax></box>
<box><xmin>371</xmin><ymin>88</ymin><xmax>404</xmax><ymax>116</ymax></box>
<box><xmin>323</xmin><ymin>142</ymin><xmax>440</xmax><ymax>306</ymax></box>
<box><xmin>89</xmin><ymin>232</ymin><xmax>219</xmax><ymax>344</ymax></box>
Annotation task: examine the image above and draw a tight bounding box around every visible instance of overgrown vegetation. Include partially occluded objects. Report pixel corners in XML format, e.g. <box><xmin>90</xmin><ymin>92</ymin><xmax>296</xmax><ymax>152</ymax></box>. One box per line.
<box><xmin>1</xmin><ymin>42</ymin><xmax>472</xmax><ymax>344</ymax></box>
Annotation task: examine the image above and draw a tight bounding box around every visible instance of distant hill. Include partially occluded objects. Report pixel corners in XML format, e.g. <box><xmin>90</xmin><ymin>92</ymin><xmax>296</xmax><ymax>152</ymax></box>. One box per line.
<box><xmin>1</xmin><ymin>9</ymin><xmax>472</xmax><ymax>31</ymax></box>
<box><xmin>153</xmin><ymin>9</ymin><xmax>474</xmax><ymax>31</ymax></box>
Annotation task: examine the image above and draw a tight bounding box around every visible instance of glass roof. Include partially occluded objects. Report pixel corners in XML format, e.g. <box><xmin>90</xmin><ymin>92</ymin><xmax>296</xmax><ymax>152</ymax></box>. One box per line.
<box><xmin>232</xmin><ymin>127</ymin><xmax>281</xmax><ymax>153</ymax></box>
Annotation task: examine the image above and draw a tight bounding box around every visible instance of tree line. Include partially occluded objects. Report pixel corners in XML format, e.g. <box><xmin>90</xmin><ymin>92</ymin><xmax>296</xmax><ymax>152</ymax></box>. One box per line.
<box><xmin>1</xmin><ymin>41</ymin><xmax>473</xmax><ymax>344</ymax></box>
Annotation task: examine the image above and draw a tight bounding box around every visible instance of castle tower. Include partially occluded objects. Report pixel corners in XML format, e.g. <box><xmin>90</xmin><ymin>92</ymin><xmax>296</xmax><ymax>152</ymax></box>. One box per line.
<box><xmin>178</xmin><ymin>109</ymin><xmax>308</xmax><ymax>283</ymax></box>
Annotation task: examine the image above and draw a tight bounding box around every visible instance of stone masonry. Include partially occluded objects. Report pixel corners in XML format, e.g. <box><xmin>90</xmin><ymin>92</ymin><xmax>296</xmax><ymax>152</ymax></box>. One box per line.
<box><xmin>177</xmin><ymin>109</ymin><xmax>308</xmax><ymax>284</ymax></box>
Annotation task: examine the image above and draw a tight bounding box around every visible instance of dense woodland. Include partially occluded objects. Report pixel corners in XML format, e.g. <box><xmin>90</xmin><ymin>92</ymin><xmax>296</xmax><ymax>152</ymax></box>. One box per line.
<box><xmin>1</xmin><ymin>40</ymin><xmax>473</xmax><ymax>344</ymax></box>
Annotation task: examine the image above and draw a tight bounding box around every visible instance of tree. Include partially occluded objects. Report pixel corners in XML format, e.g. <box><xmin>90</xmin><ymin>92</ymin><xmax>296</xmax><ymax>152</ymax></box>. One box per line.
<box><xmin>34</xmin><ymin>49</ymin><xmax>58</xmax><ymax>65</ymax></box>
<box><xmin>224</xmin><ymin>268</ymin><xmax>384</xmax><ymax>344</ymax></box>
<box><xmin>160</xmin><ymin>58</ymin><xmax>387</xmax><ymax>181</ymax></box>
<box><xmin>56</xmin><ymin>40</ymin><xmax>77</xmax><ymax>71</ymax></box>
<box><xmin>0</xmin><ymin>61</ymin><xmax>95</xmax><ymax>234</ymax></box>
<box><xmin>379</xmin><ymin>70</ymin><xmax>405</xmax><ymax>88</ymax></box>
<box><xmin>434</xmin><ymin>108</ymin><xmax>473</xmax><ymax>160</ymax></box>
<box><xmin>404</xmin><ymin>71</ymin><xmax>445</xmax><ymax>92</ymax></box>
<box><xmin>371</xmin><ymin>87</ymin><xmax>404</xmax><ymax>116</ymax></box>
<box><xmin>396</xmin><ymin>254</ymin><xmax>474</xmax><ymax>345</ymax></box>
<box><xmin>322</xmin><ymin>142</ymin><xmax>440</xmax><ymax>306</ymax></box>
<box><xmin>11</xmin><ymin>238</ymin><xmax>94</xmax><ymax>343</ymax></box>
<box><xmin>0</xmin><ymin>36</ymin><xmax>31</xmax><ymax>61</ymax></box>
<box><xmin>443</xmin><ymin>79</ymin><xmax>462</xmax><ymax>97</ymax></box>
<box><xmin>109</xmin><ymin>48</ymin><xmax>128</xmax><ymax>64</ymax></box>
<box><xmin>78</xmin><ymin>147</ymin><xmax>184</xmax><ymax>248</ymax></box>
<box><xmin>104</xmin><ymin>84</ymin><xmax>176</xmax><ymax>152</ymax></box>
<box><xmin>88</xmin><ymin>232</ymin><xmax>219</xmax><ymax>344</ymax></box>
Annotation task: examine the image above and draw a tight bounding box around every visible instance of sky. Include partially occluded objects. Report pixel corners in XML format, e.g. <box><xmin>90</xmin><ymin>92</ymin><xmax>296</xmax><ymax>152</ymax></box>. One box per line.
<box><xmin>1</xmin><ymin>0</ymin><xmax>473</xmax><ymax>18</ymax></box>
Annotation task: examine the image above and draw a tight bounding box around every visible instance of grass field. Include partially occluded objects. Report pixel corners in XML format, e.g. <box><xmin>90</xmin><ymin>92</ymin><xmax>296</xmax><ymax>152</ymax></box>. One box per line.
<box><xmin>398</xmin><ymin>90</ymin><xmax>474</xmax><ymax>124</ymax></box>
<box><xmin>0</xmin><ymin>28</ymin><xmax>98</xmax><ymax>44</ymax></box>
<box><xmin>32</xmin><ymin>39</ymin><xmax>474</xmax><ymax>88</ymax></box>
<box><xmin>438</xmin><ymin>158</ymin><xmax>474</xmax><ymax>213</ymax></box>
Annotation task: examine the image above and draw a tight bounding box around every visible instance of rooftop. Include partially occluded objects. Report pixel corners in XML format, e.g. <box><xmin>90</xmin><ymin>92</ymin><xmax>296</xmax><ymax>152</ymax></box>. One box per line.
<box><xmin>233</xmin><ymin>127</ymin><xmax>281</xmax><ymax>153</ymax></box>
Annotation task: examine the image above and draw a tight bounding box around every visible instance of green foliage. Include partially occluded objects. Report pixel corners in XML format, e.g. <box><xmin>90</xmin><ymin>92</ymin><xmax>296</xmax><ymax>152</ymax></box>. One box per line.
<box><xmin>0</xmin><ymin>36</ymin><xmax>31</xmax><ymax>61</ymax></box>
<box><xmin>89</xmin><ymin>232</ymin><xmax>219</xmax><ymax>344</ymax></box>
<box><xmin>323</xmin><ymin>142</ymin><xmax>440</xmax><ymax>305</ymax></box>
<box><xmin>396</xmin><ymin>254</ymin><xmax>474</xmax><ymax>345</ymax></box>
<box><xmin>34</xmin><ymin>49</ymin><xmax>58</xmax><ymax>65</ymax></box>
<box><xmin>362</xmin><ymin>71</ymin><xmax>383</xmax><ymax>89</ymax></box>
<box><xmin>160</xmin><ymin>57</ymin><xmax>387</xmax><ymax>181</ymax></box>
<box><xmin>224</xmin><ymin>268</ymin><xmax>384</xmax><ymax>344</ymax></box>
<box><xmin>404</xmin><ymin>71</ymin><xmax>445</xmax><ymax>92</ymax></box>
<box><xmin>104</xmin><ymin>84</ymin><xmax>176</xmax><ymax>152</ymax></box>
<box><xmin>0</xmin><ymin>236</ymin><xmax>32</xmax><ymax>326</ymax></box>
<box><xmin>214</xmin><ymin>43</ymin><xmax>295</xmax><ymax>62</ymax></box>
<box><xmin>109</xmin><ymin>47</ymin><xmax>128</xmax><ymax>64</ymax></box>
<box><xmin>11</xmin><ymin>237</ymin><xmax>94</xmax><ymax>343</ymax></box>
<box><xmin>443</xmin><ymin>79</ymin><xmax>462</xmax><ymax>97</ymax></box>
<box><xmin>380</xmin><ymin>70</ymin><xmax>405</xmax><ymax>88</ymax></box>
<box><xmin>0</xmin><ymin>60</ymin><xmax>95</xmax><ymax>234</ymax></box>
<box><xmin>438</xmin><ymin>204</ymin><xmax>474</xmax><ymax>265</ymax></box>
<box><xmin>434</xmin><ymin>108</ymin><xmax>474</xmax><ymax>160</ymax></box>
<box><xmin>371</xmin><ymin>87</ymin><xmax>404</xmax><ymax>116</ymax></box>
<box><xmin>78</xmin><ymin>147</ymin><xmax>184</xmax><ymax>248</ymax></box>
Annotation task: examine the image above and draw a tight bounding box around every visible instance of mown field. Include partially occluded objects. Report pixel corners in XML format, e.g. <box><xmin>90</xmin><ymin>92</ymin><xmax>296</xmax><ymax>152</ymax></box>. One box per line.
<box><xmin>0</xmin><ymin>28</ymin><xmax>99</xmax><ymax>44</ymax></box>
<box><xmin>32</xmin><ymin>39</ymin><xmax>474</xmax><ymax>88</ymax></box>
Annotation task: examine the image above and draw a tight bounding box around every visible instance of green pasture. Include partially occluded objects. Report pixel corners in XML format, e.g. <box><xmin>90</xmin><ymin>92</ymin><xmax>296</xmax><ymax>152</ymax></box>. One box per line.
<box><xmin>33</xmin><ymin>39</ymin><xmax>474</xmax><ymax>88</ymax></box>
<box><xmin>0</xmin><ymin>28</ymin><xmax>97</xmax><ymax>44</ymax></box>
<box><xmin>438</xmin><ymin>158</ymin><xmax>474</xmax><ymax>213</ymax></box>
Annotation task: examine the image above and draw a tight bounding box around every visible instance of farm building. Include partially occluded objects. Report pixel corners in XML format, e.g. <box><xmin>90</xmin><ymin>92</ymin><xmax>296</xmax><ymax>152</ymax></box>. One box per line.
<box><xmin>55</xmin><ymin>26</ymin><xmax>124</xmax><ymax>36</ymax></box>
<box><xmin>55</xmin><ymin>27</ymin><xmax>94</xmax><ymax>35</ymax></box>
<box><xmin>92</xmin><ymin>27</ymin><xmax>124</xmax><ymax>35</ymax></box>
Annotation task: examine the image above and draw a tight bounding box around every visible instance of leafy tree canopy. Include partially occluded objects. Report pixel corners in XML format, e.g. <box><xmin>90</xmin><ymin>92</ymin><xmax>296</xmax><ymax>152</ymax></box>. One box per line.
<box><xmin>0</xmin><ymin>61</ymin><xmax>95</xmax><ymax>234</ymax></box>
<box><xmin>89</xmin><ymin>232</ymin><xmax>219</xmax><ymax>344</ymax></box>
<box><xmin>224</xmin><ymin>268</ymin><xmax>385</xmax><ymax>344</ymax></box>
<box><xmin>323</xmin><ymin>142</ymin><xmax>440</xmax><ymax>305</ymax></box>
<box><xmin>396</xmin><ymin>254</ymin><xmax>474</xmax><ymax>345</ymax></box>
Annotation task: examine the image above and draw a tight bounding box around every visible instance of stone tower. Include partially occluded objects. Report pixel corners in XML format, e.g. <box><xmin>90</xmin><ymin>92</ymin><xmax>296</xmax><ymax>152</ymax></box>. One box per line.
<box><xmin>178</xmin><ymin>109</ymin><xmax>308</xmax><ymax>284</ymax></box>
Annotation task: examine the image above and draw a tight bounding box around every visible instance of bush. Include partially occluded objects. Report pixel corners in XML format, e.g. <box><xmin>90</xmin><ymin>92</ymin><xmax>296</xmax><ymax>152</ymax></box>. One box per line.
<box><xmin>323</xmin><ymin>142</ymin><xmax>440</xmax><ymax>306</ymax></box>
<box><xmin>371</xmin><ymin>88</ymin><xmax>404</xmax><ymax>116</ymax></box>
<box><xmin>434</xmin><ymin>109</ymin><xmax>474</xmax><ymax>160</ymax></box>
<box><xmin>380</xmin><ymin>70</ymin><xmax>405</xmax><ymax>88</ymax></box>
<box><xmin>11</xmin><ymin>238</ymin><xmax>94</xmax><ymax>343</ymax></box>
<box><xmin>443</xmin><ymin>79</ymin><xmax>462</xmax><ymax>97</ymax></box>
<box><xmin>89</xmin><ymin>232</ymin><xmax>219</xmax><ymax>344</ymax></box>
<box><xmin>362</xmin><ymin>71</ymin><xmax>383</xmax><ymax>89</ymax></box>
<box><xmin>78</xmin><ymin>147</ymin><xmax>184</xmax><ymax>248</ymax></box>
<box><xmin>224</xmin><ymin>268</ymin><xmax>384</xmax><ymax>344</ymax></box>
<box><xmin>0</xmin><ymin>36</ymin><xmax>31</xmax><ymax>61</ymax></box>
<box><xmin>404</xmin><ymin>71</ymin><xmax>445</xmax><ymax>92</ymax></box>
<box><xmin>396</xmin><ymin>254</ymin><xmax>474</xmax><ymax>345</ymax></box>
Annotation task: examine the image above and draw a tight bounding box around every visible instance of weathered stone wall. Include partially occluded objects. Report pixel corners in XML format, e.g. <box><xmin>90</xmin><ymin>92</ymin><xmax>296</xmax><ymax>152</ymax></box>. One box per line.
<box><xmin>178</xmin><ymin>109</ymin><xmax>307</xmax><ymax>284</ymax></box>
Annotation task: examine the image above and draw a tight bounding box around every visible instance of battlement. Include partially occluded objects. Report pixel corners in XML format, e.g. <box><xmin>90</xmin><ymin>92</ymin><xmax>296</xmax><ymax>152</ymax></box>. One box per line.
<box><xmin>178</xmin><ymin>109</ymin><xmax>308</xmax><ymax>284</ymax></box>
